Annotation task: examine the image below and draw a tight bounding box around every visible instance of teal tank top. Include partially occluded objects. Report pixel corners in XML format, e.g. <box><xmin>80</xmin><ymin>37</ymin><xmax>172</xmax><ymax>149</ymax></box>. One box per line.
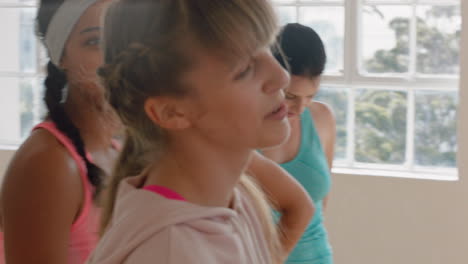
<box><xmin>275</xmin><ymin>107</ymin><xmax>333</xmax><ymax>264</ymax></box>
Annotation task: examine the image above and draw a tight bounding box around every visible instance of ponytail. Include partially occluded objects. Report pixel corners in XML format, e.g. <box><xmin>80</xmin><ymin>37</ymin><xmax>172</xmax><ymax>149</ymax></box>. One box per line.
<box><xmin>239</xmin><ymin>175</ymin><xmax>283</xmax><ymax>263</ymax></box>
<box><xmin>99</xmin><ymin>130</ymin><xmax>154</xmax><ymax>234</ymax></box>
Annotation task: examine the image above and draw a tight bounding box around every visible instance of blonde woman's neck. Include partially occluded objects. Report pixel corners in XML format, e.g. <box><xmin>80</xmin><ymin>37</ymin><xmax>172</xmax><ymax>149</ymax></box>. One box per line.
<box><xmin>143</xmin><ymin>139</ymin><xmax>254</xmax><ymax>208</ymax></box>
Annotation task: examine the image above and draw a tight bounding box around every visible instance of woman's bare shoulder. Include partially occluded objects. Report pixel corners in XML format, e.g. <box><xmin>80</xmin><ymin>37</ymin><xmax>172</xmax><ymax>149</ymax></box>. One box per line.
<box><xmin>1</xmin><ymin>128</ymin><xmax>82</xmax><ymax>221</ymax></box>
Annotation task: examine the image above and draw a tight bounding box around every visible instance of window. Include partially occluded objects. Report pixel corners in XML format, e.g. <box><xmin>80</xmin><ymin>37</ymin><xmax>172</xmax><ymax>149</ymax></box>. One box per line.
<box><xmin>0</xmin><ymin>0</ymin><xmax>44</xmax><ymax>146</ymax></box>
<box><xmin>273</xmin><ymin>0</ymin><xmax>460</xmax><ymax>179</ymax></box>
<box><xmin>0</xmin><ymin>0</ymin><xmax>460</xmax><ymax>179</ymax></box>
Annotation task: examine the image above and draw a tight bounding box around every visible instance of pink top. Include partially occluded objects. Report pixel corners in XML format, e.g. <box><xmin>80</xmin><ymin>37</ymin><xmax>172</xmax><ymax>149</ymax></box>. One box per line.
<box><xmin>0</xmin><ymin>121</ymin><xmax>101</xmax><ymax>264</ymax></box>
<box><xmin>87</xmin><ymin>174</ymin><xmax>273</xmax><ymax>264</ymax></box>
<box><xmin>142</xmin><ymin>185</ymin><xmax>186</xmax><ymax>201</ymax></box>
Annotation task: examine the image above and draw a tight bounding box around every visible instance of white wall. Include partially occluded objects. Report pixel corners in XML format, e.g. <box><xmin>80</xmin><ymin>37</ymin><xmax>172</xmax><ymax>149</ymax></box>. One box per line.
<box><xmin>0</xmin><ymin>149</ymin><xmax>14</xmax><ymax>179</ymax></box>
<box><xmin>0</xmin><ymin>8</ymin><xmax>22</xmax><ymax>141</ymax></box>
<box><xmin>326</xmin><ymin>2</ymin><xmax>468</xmax><ymax>263</ymax></box>
<box><xmin>327</xmin><ymin>175</ymin><xmax>468</xmax><ymax>264</ymax></box>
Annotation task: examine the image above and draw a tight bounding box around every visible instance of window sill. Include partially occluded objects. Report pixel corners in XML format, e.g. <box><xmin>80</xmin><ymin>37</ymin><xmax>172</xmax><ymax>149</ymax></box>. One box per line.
<box><xmin>332</xmin><ymin>167</ymin><xmax>458</xmax><ymax>181</ymax></box>
<box><xmin>0</xmin><ymin>147</ymin><xmax>458</xmax><ymax>181</ymax></box>
<box><xmin>0</xmin><ymin>145</ymin><xmax>19</xmax><ymax>152</ymax></box>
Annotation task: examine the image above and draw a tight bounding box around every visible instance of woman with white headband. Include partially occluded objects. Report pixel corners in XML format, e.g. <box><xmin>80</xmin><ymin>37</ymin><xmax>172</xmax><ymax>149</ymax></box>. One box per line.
<box><xmin>0</xmin><ymin>0</ymin><xmax>119</xmax><ymax>263</ymax></box>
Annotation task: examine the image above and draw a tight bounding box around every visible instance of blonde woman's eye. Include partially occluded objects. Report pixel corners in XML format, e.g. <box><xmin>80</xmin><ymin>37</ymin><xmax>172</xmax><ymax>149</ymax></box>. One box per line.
<box><xmin>234</xmin><ymin>62</ymin><xmax>254</xmax><ymax>81</ymax></box>
<box><xmin>285</xmin><ymin>93</ymin><xmax>296</xmax><ymax>100</ymax></box>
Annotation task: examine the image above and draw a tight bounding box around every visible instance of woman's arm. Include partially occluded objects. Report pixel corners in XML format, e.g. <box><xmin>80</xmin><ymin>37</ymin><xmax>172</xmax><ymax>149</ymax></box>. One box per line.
<box><xmin>247</xmin><ymin>151</ymin><xmax>314</xmax><ymax>255</ymax></box>
<box><xmin>1</xmin><ymin>133</ymin><xmax>82</xmax><ymax>264</ymax></box>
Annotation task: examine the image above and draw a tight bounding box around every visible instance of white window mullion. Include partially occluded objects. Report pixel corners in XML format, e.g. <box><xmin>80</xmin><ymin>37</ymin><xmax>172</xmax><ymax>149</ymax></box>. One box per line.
<box><xmin>345</xmin><ymin>0</ymin><xmax>360</xmax><ymax>166</ymax></box>
<box><xmin>405</xmin><ymin>1</ymin><xmax>417</xmax><ymax>171</ymax></box>
<box><xmin>345</xmin><ymin>0</ymin><xmax>360</xmax><ymax>83</ymax></box>
<box><xmin>405</xmin><ymin>88</ymin><xmax>416</xmax><ymax>170</ymax></box>
<box><xmin>408</xmin><ymin>2</ymin><xmax>418</xmax><ymax>77</ymax></box>
<box><xmin>347</xmin><ymin>88</ymin><xmax>356</xmax><ymax>166</ymax></box>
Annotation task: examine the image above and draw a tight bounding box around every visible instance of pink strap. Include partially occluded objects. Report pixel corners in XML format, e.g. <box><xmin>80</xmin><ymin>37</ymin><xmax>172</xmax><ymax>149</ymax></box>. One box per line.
<box><xmin>143</xmin><ymin>185</ymin><xmax>186</xmax><ymax>201</ymax></box>
<box><xmin>33</xmin><ymin>122</ymin><xmax>88</xmax><ymax>175</ymax></box>
<box><xmin>32</xmin><ymin>121</ymin><xmax>93</xmax><ymax>229</ymax></box>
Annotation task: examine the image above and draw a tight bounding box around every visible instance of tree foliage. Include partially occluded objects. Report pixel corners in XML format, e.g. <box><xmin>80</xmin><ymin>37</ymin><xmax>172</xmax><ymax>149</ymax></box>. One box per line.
<box><xmin>305</xmin><ymin>5</ymin><xmax>458</xmax><ymax>167</ymax></box>
<box><xmin>355</xmin><ymin>5</ymin><xmax>459</xmax><ymax>167</ymax></box>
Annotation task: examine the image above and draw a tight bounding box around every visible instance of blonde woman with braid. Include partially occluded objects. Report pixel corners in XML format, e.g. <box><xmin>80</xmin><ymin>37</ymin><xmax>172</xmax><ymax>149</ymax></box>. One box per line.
<box><xmin>86</xmin><ymin>0</ymin><xmax>309</xmax><ymax>263</ymax></box>
<box><xmin>0</xmin><ymin>0</ymin><xmax>313</xmax><ymax>263</ymax></box>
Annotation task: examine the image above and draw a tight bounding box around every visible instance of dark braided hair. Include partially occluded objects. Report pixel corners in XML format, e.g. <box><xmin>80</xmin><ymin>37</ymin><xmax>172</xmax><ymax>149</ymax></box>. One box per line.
<box><xmin>37</xmin><ymin>0</ymin><xmax>103</xmax><ymax>196</ymax></box>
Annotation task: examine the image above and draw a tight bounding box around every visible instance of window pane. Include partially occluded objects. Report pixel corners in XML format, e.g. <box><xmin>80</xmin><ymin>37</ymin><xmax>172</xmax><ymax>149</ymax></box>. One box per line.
<box><xmin>362</xmin><ymin>5</ymin><xmax>411</xmax><ymax>74</ymax></box>
<box><xmin>0</xmin><ymin>77</ymin><xmax>44</xmax><ymax>144</ymax></box>
<box><xmin>275</xmin><ymin>6</ymin><xmax>296</xmax><ymax>26</ymax></box>
<box><xmin>0</xmin><ymin>7</ymin><xmax>38</xmax><ymax>73</ymax></box>
<box><xmin>414</xmin><ymin>90</ymin><xmax>457</xmax><ymax>167</ymax></box>
<box><xmin>355</xmin><ymin>89</ymin><xmax>407</xmax><ymax>164</ymax></box>
<box><xmin>299</xmin><ymin>6</ymin><xmax>344</xmax><ymax>74</ymax></box>
<box><xmin>416</xmin><ymin>5</ymin><xmax>461</xmax><ymax>75</ymax></box>
<box><xmin>315</xmin><ymin>87</ymin><xmax>348</xmax><ymax>161</ymax></box>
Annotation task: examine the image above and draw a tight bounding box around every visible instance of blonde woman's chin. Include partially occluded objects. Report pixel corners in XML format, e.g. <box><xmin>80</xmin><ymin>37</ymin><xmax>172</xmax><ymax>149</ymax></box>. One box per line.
<box><xmin>257</xmin><ymin>117</ymin><xmax>291</xmax><ymax>150</ymax></box>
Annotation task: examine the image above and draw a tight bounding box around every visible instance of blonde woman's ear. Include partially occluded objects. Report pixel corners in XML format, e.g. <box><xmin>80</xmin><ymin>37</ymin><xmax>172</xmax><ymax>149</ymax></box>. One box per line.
<box><xmin>144</xmin><ymin>97</ymin><xmax>191</xmax><ymax>130</ymax></box>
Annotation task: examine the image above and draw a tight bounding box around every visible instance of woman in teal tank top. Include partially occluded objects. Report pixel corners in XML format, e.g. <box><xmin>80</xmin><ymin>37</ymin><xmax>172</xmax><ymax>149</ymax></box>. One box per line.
<box><xmin>263</xmin><ymin>23</ymin><xmax>336</xmax><ymax>264</ymax></box>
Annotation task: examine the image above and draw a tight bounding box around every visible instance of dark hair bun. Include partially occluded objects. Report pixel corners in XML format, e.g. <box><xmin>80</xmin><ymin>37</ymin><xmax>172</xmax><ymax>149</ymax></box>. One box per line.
<box><xmin>274</xmin><ymin>23</ymin><xmax>327</xmax><ymax>78</ymax></box>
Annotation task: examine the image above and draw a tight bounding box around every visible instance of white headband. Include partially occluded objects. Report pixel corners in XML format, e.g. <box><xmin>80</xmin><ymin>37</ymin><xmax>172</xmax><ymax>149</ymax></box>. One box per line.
<box><xmin>45</xmin><ymin>0</ymin><xmax>100</xmax><ymax>66</ymax></box>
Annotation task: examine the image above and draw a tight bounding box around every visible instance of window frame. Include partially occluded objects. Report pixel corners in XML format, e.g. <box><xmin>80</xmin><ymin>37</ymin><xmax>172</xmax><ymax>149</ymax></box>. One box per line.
<box><xmin>0</xmin><ymin>0</ymin><xmax>461</xmax><ymax>180</ymax></box>
<box><xmin>273</xmin><ymin>0</ymin><xmax>460</xmax><ymax>179</ymax></box>
<box><xmin>0</xmin><ymin>0</ymin><xmax>44</xmax><ymax>147</ymax></box>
